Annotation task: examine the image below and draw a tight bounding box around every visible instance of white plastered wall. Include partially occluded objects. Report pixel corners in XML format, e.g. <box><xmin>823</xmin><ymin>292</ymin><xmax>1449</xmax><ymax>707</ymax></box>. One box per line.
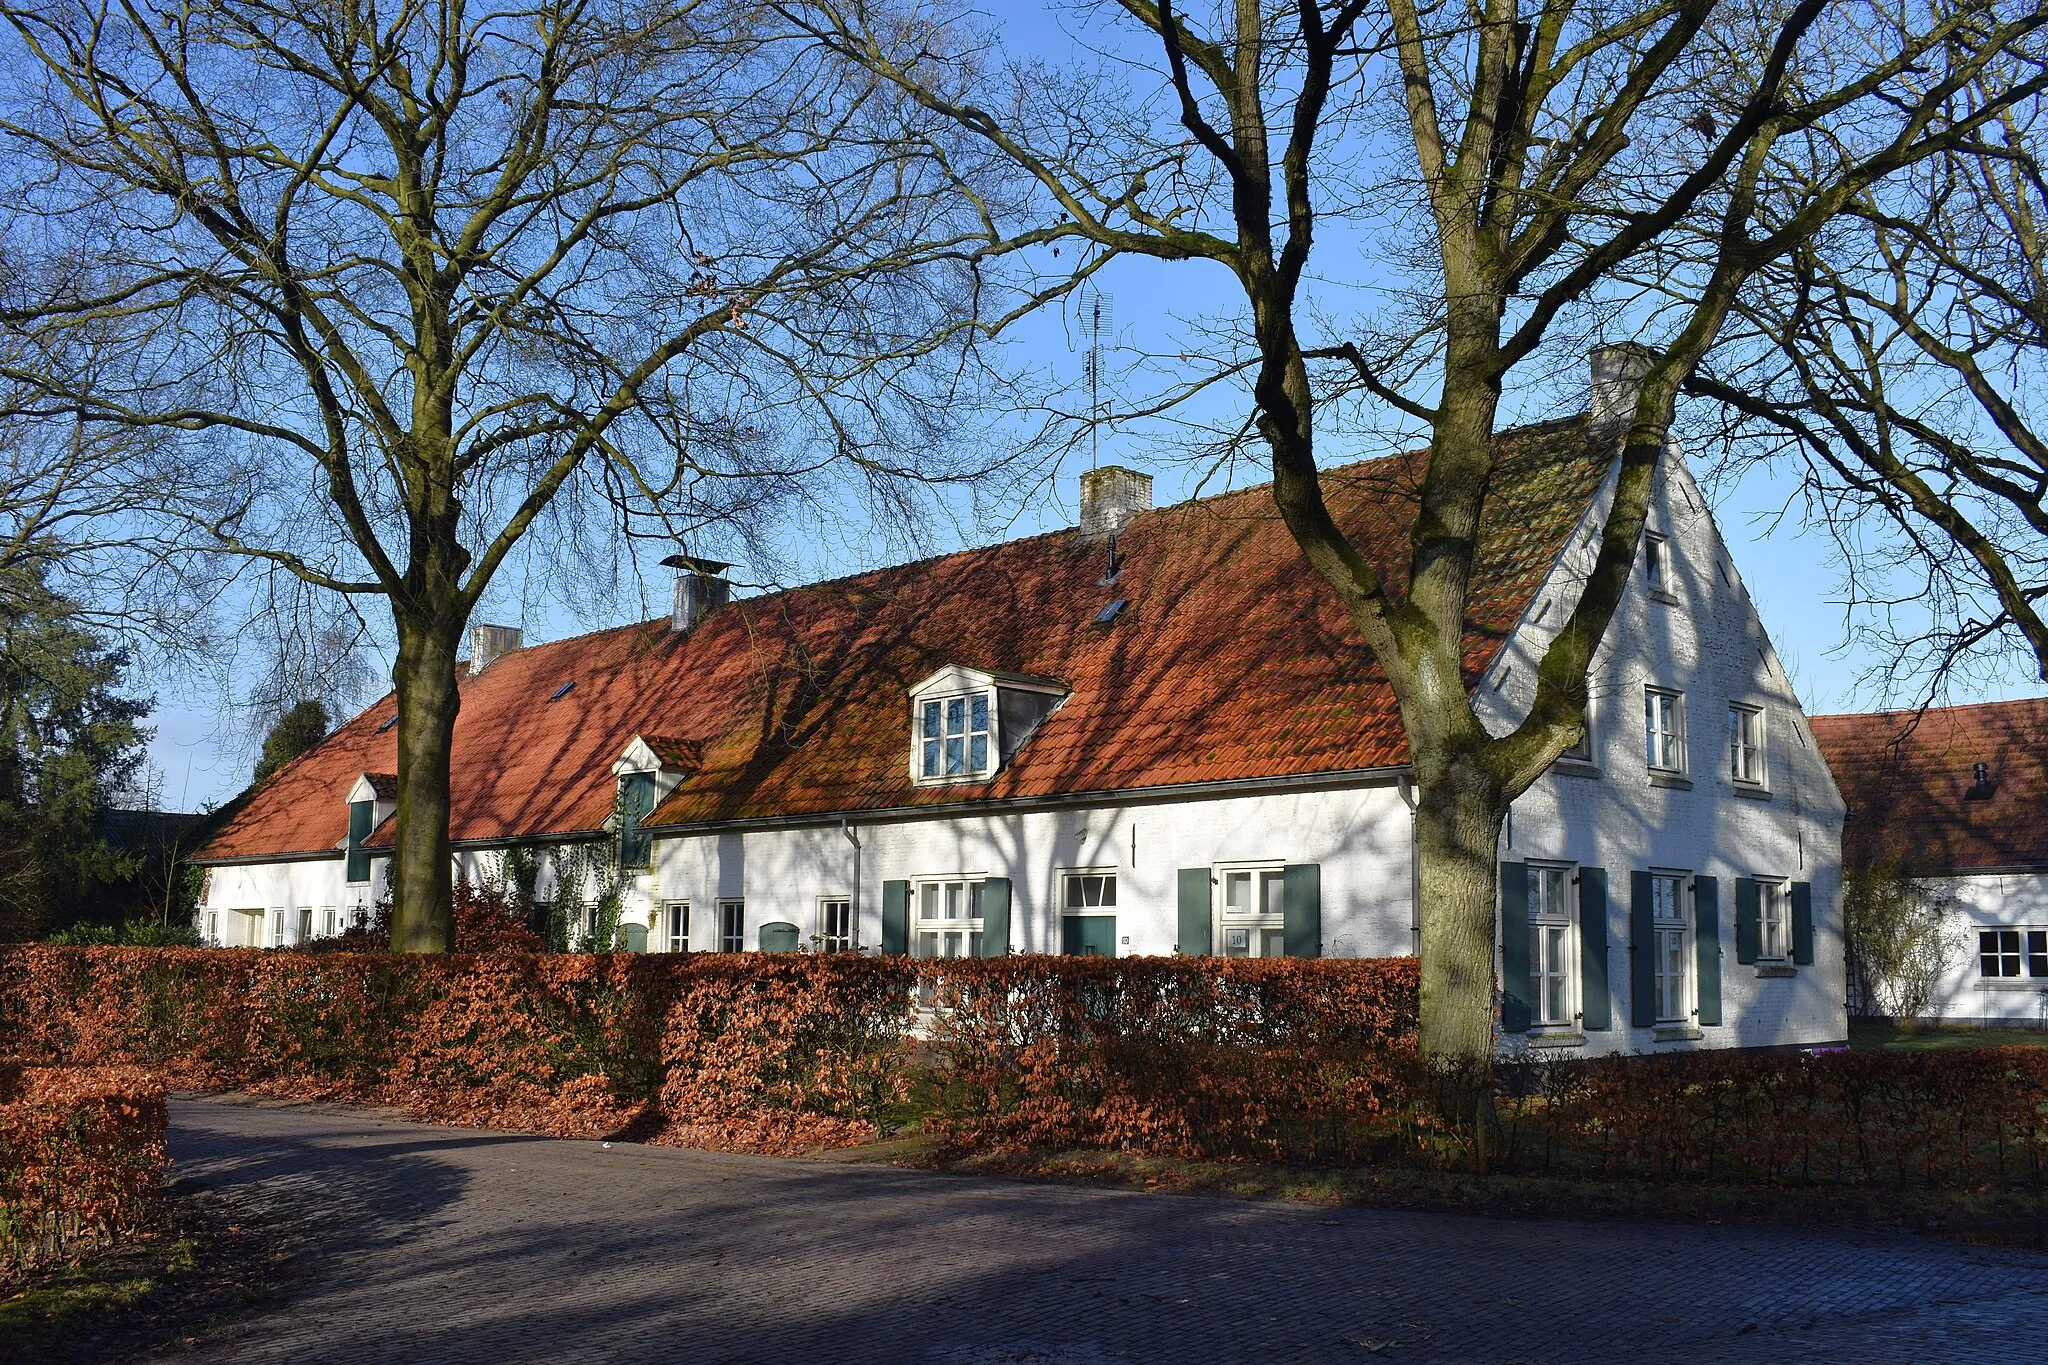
<box><xmin>1475</xmin><ymin>442</ymin><xmax>1849</xmax><ymax>1054</ymax></box>
<box><xmin>197</xmin><ymin>856</ymin><xmax>382</xmax><ymax>946</ymax></box>
<box><xmin>1920</xmin><ymin>871</ymin><xmax>2048</xmax><ymax>1025</ymax></box>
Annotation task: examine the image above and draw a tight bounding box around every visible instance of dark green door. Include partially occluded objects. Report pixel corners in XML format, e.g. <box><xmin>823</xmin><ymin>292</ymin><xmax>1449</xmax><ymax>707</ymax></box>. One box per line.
<box><xmin>1062</xmin><ymin>914</ymin><xmax>1116</xmax><ymax>957</ymax></box>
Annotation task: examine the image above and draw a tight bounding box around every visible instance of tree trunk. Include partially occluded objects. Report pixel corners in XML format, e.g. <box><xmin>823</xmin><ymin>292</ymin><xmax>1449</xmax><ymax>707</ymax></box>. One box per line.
<box><xmin>1413</xmin><ymin>753</ymin><xmax>1507</xmax><ymax>1063</ymax></box>
<box><xmin>388</xmin><ymin>618</ymin><xmax>462</xmax><ymax>953</ymax></box>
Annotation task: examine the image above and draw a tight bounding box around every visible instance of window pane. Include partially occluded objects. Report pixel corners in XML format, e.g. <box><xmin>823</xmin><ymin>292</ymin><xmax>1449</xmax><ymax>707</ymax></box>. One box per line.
<box><xmin>970</xmin><ymin>693</ymin><xmax>989</xmax><ymax>732</ymax></box>
<box><xmin>969</xmin><ymin>734</ymin><xmax>988</xmax><ymax>772</ymax></box>
<box><xmin>1225</xmin><ymin>872</ymin><xmax>1250</xmax><ymax>913</ymax></box>
<box><xmin>1224</xmin><ymin>927</ymin><xmax>1250</xmax><ymax>957</ymax></box>
<box><xmin>1067</xmin><ymin>877</ymin><xmax>1083</xmax><ymax>908</ymax></box>
<box><xmin>918</xmin><ymin>931</ymin><xmax>938</xmax><ymax>958</ymax></box>
<box><xmin>2029</xmin><ymin>931</ymin><xmax>2048</xmax><ymax>978</ymax></box>
<box><xmin>923</xmin><ymin>701</ymin><xmax>941</xmax><ymax>738</ymax></box>
<box><xmin>944</xmin><ymin>930</ymin><xmax>962</xmax><ymax>958</ymax></box>
<box><xmin>969</xmin><ymin>882</ymin><xmax>984</xmax><ymax>918</ymax></box>
<box><xmin>945</xmin><ymin>737</ymin><xmax>965</xmax><ymax>773</ymax></box>
<box><xmin>946</xmin><ymin>697</ymin><xmax>966</xmax><ymax>734</ymax></box>
<box><xmin>1262</xmin><ymin>871</ymin><xmax>1286</xmax><ymax>917</ymax></box>
<box><xmin>968</xmin><ymin>930</ymin><xmax>983</xmax><ymax>957</ymax></box>
<box><xmin>923</xmin><ymin>740</ymin><xmax>941</xmax><ymax>776</ymax></box>
<box><xmin>1261</xmin><ymin>929</ymin><xmax>1287</xmax><ymax>958</ymax></box>
<box><xmin>920</xmin><ymin>885</ymin><xmax>939</xmax><ymax>921</ymax></box>
<box><xmin>1100</xmin><ymin>875</ymin><xmax>1116</xmax><ymax>907</ymax></box>
<box><xmin>946</xmin><ymin>882</ymin><xmax>963</xmax><ymax>919</ymax></box>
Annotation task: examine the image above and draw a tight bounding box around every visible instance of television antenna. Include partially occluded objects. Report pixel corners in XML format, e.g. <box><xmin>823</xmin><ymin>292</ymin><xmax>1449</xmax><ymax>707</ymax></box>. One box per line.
<box><xmin>1083</xmin><ymin>291</ymin><xmax>1113</xmax><ymax>469</ymax></box>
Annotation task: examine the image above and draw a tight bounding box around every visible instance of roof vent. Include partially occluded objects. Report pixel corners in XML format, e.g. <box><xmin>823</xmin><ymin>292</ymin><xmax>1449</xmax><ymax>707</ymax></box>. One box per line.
<box><xmin>469</xmin><ymin>624</ymin><xmax>522</xmax><ymax>675</ymax></box>
<box><xmin>1079</xmin><ymin>466</ymin><xmax>1152</xmax><ymax>542</ymax></box>
<box><xmin>1965</xmin><ymin>761</ymin><xmax>1996</xmax><ymax>801</ymax></box>
<box><xmin>663</xmin><ymin>554</ymin><xmax>732</xmax><ymax>633</ymax></box>
<box><xmin>1589</xmin><ymin>342</ymin><xmax>1656</xmax><ymax>429</ymax></box>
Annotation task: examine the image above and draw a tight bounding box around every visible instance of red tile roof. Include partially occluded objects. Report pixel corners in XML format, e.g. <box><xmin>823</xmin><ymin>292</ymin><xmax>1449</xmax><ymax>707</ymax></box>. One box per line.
<box><xmin>195</xmin><ymin>420</ymin><xmax>1607</xmax><ymax>862</ymax></box>
<box><xmin>1811</xmin><ymin>697</ymin><xmax>2048</xmax><ymax>874</ymax></box>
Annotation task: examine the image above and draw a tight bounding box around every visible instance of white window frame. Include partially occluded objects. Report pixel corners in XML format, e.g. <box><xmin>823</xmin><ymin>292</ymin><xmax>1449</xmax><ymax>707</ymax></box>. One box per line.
<box><xmin>1216</xmin><ymin>862</ymin><xmax>1287</xmax><ymax>959</ymax></box>
<box><xmin>320</xmin><ymin>906</ymin><xmax>338</xmax><ymax>939</ymax></box>
<box><xmin>914</xmin><ymin>689</ymin><xmax>994</xmax><ymax>784</ymax></box>
<box><xmin>661</xmin><ymin>900</ymin><xmax>690</xmax><ymax>953</ymax></box>
<box><xmin>718</xmin><ymin>899</ymin><xmax>745</xmax><ymax>953</ymax></box>
<box><xmin>1644</xmin><ymin>687</ymin><xmax>1688</xmax><ymax>775</ymax></box>
<box><xmin>269</xmin><ymin>908</ymin><xmax>286</xmax><ymax>948</ymax></box>
<box><xmin>1728</xmin><ymin>703</ymin><xmax>1767</xmax><ymax>788</ymax></box>
<box><xmin>205</xmin><ymin>910</ymin><xmax>220</xmax><ymax>947</ymax></box>
<box><xmin>1062</xmin><ymin>870</ymin><xmax>1117</xmax><ymax>912</ymax></box>
<box><xmin>1756</xmin><ymin>876</ymin><xmax>1790</xmax><ymax>963</ymax></box>
<box><xmin>912</xmin><ymin>877</ymin><xmax>986</xmax><ymax>959</ymax></box>
<box><xmin>1978</xmin><ymin>928</ymin><xmax>2048</xmax><ymax>980</ymax></box>
<box><xmin>817</xmin><ymin>896</ymin><xmax>853</xmax><ymax>953</ymax></box>
<box><xmin>1560</xmin><ymin>696</ymin><xmax>1595</xmax><ymax>764</ymax></box>
<box><xmin>1527</xmin><ymin>862</ymin><xmax>1578</xmax><ymax>1028</ymax></box>
<box><xmin>1643</xmin><ymin>531</ymin><xmax>1672</xmax><ymax>597</ymax></box>
<box><xmin>1650</xmin><ymin>869</ymin><xmax>1693</xmax><ymax>1024</ymax></box>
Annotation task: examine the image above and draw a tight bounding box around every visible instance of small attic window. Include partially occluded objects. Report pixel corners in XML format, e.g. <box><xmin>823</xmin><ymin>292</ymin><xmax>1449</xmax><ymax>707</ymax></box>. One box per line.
<box><xmin>920</xmin><ymin>692</ymin><xmax>990</xmax><ymax>780</ymax></box>
<box><xmin>548</xmin><ymin>681</ymin><xmax>575</xmax><ymax>702</ymax></box>
<box><xmin>377</xmin><ymin>714</ymin><xmax>398</xmax><ymax>732</ymax></box>
<box><xmin>1093</xmin><ymin>599</ymin><xmax>1128</xmax><ymax>625</ymax></box>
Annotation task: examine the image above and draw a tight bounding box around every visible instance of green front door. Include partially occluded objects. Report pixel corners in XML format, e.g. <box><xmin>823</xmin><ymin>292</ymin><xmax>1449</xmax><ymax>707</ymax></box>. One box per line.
<box><xmin>1062</xmin><ymin>914</ymin><xmax>1116</xmax><ymax>957</ymax></box>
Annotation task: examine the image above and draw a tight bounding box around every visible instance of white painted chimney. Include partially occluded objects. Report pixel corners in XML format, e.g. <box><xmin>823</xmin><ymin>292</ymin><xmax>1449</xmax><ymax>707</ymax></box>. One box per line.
<box><xmin>662</xmin><ymin>554</ymin><xmax>732</xmax><ymax>633</ymax></box>
<box><xmin>1078</xmin><ymin>465</ymin><xmax>1153</xmax><ymax>542</ymax></box>
<box><xmin>468</xmin><ymin>624</ymin><xmax>522</xmax><ymax>675</ymax></box>
<box><xmin>1589</xmin><ymin>343</ymin><xmax>1657</xmax><ymax>429</ymax></box>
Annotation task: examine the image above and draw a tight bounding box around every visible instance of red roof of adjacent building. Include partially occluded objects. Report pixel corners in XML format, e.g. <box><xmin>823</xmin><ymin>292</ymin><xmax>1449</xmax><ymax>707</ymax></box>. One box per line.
<box><xmin>1811</xmin><ymin>697</ymin><xmax>2048</xmax><ymax>875</ymax></box>
<box><xmin>195</xmin><ymin>419</ymin><xmax>1607</xmax><ymax>863</ymax></box>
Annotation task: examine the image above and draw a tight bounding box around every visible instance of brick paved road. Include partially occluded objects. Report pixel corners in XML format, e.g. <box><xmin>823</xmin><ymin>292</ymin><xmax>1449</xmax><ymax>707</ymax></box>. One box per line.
<box><xmin>170</xmin><ymin>1095</ymin><xmax>2048</xmax><ymax>1364</ymax></box>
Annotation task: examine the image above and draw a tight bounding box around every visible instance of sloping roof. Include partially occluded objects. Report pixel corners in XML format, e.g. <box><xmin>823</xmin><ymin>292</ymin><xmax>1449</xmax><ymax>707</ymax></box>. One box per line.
<box><xmin>1811</xmin><ymin>697</ymin><xmax>2048</xmax><ymax>875</ymax></box>
<box><xmin>195</xmin><ymin>419</ymin><xmax>1608</xmax><ymax>862</ymax></box>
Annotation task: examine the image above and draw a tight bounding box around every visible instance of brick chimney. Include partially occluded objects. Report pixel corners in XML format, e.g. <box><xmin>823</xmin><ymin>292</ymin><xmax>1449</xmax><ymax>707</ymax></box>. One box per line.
<box><xmin>1079</xmin><ymin>466</ymin><xmax>1153</xmax><ymax>542</ymax></box>
<box><xmin>468</xmin><ymin>624</ymin><xmax>522</xmax><ymax>675</ymax></box>
<box><xmin>662</xmin><ymin>554</ymin><xmax>731</xmax><ymax>633</ymax></box>
<box><xmin>1589</xmin><ymin>342</ymin><xmax>1657</xmax><ymax>429</ymax></box>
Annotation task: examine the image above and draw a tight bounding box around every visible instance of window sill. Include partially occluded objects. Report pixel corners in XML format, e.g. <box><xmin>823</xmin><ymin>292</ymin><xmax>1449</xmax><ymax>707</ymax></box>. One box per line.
<box><xmin>1650</xmin><ymin>589</ymin><xmax>1681</xmax><ymax>606</ymax></box>
<box><xmin>1551</xmin><ymin>759</ymin><xmax>1602</xmax><ymax>780</ymax></box>
<box><xmin>1975</xmin><ymin>979</ymin><xmax>2048</xmax><ymax>992</ymax></box>
<box><xmin>1648</xmin><ymin>772</ymin><xmax>1693</xmax><ymax>790</ymax></box>
<box><xmin>1653</xmin><ymin>1025</ymin><xmax>1703</xmax><ymax>1042</ymax></box>
<box><xmin>910</xmin><ymin>774</ymin><xmax>995</xmax><ymax>789</ymax></box>
<box><xmin>1754</xmin><ymin>963</ymin><xmax>1797</xmax><ymax>979</ymax></box>
<box><xmin>1525</xmin><ymin>1031</ymin><xmax>1586</xmax><ymax>1049</ymax></box>
<box><xmin>1731</xmin><ymin>783</ymin><xmax>1773</xmax><ymax>801</ymax></box>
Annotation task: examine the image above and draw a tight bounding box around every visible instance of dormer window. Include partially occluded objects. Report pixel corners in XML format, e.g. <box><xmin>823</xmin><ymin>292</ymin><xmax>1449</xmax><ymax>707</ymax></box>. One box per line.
<box><xmin>921</xmin><ymin>692</ymin><xmax>991</xmax><ymax>779</ymax></box>
<box><xmin>908</xmin><ymin>666</ymin><xmax>1067</xmax><ymax>786</ymax></box>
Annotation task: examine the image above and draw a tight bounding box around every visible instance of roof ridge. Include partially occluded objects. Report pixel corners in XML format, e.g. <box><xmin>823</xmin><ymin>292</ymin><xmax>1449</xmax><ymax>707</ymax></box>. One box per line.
<box><xmin>1810</xmin><ymin>694</ymin><xmax>2048</xmax><ymax>723</ymax></box>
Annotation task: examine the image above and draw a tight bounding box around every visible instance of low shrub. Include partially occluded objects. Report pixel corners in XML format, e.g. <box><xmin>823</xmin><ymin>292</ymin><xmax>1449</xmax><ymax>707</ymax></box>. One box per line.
<box><xmin>0</xmin><ymin>1064</ymin><xmax>167</xmax><ymax>1279</ymax></box>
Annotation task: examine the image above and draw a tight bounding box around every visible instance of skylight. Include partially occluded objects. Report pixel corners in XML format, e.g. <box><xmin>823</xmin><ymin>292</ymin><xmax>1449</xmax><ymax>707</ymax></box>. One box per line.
<box><xmin>1093</xmin><ymin>599</ymin><xmax>1128</xmax><ymax>625</ymax></box>
<box><xmin>548</xmin><ymin>681</ymin><xmax>575</xmax><ymax>702</ymax></box>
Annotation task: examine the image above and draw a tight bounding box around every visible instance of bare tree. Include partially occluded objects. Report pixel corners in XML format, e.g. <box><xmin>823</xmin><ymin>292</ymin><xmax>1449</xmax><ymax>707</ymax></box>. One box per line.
<box><xmin>796</xmin><ymin>0</ymin><xmax>2048</xmax><ymax>1061</ymax></box>
<box><xmin>0</xmin><ymin>0</ymin><xmax>1049</xmax><ymax>949</ymax></box>
<box><xmin>1689</xmin><ymin>97</ymin><xmax>2048</xmax><ymax>696</ymax></box>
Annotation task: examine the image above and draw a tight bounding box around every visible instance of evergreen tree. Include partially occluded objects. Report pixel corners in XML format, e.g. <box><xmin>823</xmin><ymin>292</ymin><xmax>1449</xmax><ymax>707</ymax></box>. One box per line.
<box><xmin>253</xmin><ymin>699</ymin><xmax>330</xmax><ymax>786</ymax></box>
<box><xmin>0</xmin><ymin>566</ymin><xmax>151</xmax><ymax>939</ymax></box>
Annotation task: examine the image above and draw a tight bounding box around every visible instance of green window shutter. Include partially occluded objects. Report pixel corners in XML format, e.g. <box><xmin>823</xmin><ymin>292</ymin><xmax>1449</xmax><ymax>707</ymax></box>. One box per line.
<box><xmin>1578</xmin><ymin>866</ymin><xmax>1610</xmax><ymax>1031</ymax></box>
<box><xmin>979</xmin><ymin>877</ymin><xmax>1011</xmax><ymax>957</ymax></box>
<box><xmin>345</xmin><ymin>799</ymin><xmax>373</xmax><ymax>884</ymax></box>
<box><xmin>1177</xmin><ymin>868</ymin><xmax>1212</xmax><ymax>956</ymax></box>
<box><xmin>1282</xmin><ymin>863</ymin><xmax>1321</xmax><ymax>958</ymax></box>
<box><xmin>1791</xmin><ymin>880</ymin><xmax>1815</xmax><ymax>966</ymax></box>
<box><xmin>619</xmin><ymin>772</ymin><xmax>655</xmax><ymax>868</ymax></box>
<box><xmin>880</xmin><ymin>880</ymin><xmax>910</xmax><ymax>956</ymax></box>
<box><xmin>1630</xmin><ymin>871</ymin><xmax>1656</xmax><ymax>1028</ymax></box>
<box><xmin>1695</xmin><ymin>875</ymin><xmax>1722</xmax><ymax>1026</ymax></box>
<box><xmin>1499</xmin><ymin>861</ymin><xmax>1531</xmax><ymax>1033</ymax></box>
<box><xmin>1734</xmin><ymin>877</ymin><xmax>1760</xmax><ymax>965</ymax></box>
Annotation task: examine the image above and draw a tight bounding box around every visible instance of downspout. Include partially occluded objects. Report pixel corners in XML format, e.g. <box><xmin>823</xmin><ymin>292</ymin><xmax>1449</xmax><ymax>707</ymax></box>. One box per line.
<box><xmin>840</xmin><ymin>818</ymin><xmax>862</xmax><ymax>950</ymax></box>
<box><xmin>1397</xmin><ymin>773</ymin><xmax>1420</xmax><ymax>957</ymax></box>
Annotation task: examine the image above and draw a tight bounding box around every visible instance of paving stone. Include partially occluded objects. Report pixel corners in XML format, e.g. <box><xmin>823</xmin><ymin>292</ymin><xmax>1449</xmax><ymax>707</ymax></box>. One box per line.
<box><xmin>169</xmin><ymin>1097</ymin><xmax>2048</xmax><ymax>1364</ymax></box>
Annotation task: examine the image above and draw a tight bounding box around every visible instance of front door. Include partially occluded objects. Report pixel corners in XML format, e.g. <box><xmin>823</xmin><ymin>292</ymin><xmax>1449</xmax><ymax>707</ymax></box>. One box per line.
<box><xmin>1062</xmin><ymin>914</ymin><xmax>1116</xmax><ymax>957</ymax></box>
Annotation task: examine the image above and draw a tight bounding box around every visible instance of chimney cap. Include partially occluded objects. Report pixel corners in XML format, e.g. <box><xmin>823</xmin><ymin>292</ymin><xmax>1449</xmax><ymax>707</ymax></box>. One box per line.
<box><xmin>660</xmin><ymin>554</ymin><xmax>732</xmax><ymax>575</ymax></box>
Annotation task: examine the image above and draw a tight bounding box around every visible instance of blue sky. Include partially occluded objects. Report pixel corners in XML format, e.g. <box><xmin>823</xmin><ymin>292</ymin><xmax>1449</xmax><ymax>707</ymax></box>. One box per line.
<box><xmin>137</xmin><ymin>4</ymin><xmax>2046</xmax><ymax>811</ymax></box>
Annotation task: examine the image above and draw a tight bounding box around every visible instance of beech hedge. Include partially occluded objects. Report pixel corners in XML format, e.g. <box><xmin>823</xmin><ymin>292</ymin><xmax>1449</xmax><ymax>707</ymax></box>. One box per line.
<box><xmin>1</xmin><ymin>1063</ymin><xmax>167</xmax><ymax>1277</ymax></box>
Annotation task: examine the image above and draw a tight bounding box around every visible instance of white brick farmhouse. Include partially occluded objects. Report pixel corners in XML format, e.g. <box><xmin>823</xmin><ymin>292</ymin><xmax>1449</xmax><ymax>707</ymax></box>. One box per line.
<box><xmin>193</xmin><ymin>352</ymin><xmax>1849</xmax><ymax>1055</ymax></box>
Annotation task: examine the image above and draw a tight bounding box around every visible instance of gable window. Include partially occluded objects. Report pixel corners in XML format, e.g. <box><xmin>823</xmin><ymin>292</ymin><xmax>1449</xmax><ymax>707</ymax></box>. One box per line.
<box><xmin>818</xmin><ymin>898</ymin><xmax>852</xmax><ymax>953</ymax></box>
<box><xmin>1644</xmin><ymin>688</ymin><xmax>1687</xmax><ymax>774</ymax></box>
<box><xmin>1643</xmin><ymin>532</ymin><xmax>1670</xmax><ymax>596</ymax></box>
<box><xmin>1528</xmin><ymin>864</ymin><xmax>1577</xmax><ymax>1027</ymax></box>
<box><xmin>920</xmin><ymin>693</ymin><xmax>991</xmax><ymax>779</ymax></box>
<box><xmin>915</xmin><ymin>879</ymin><xmax>985</xmax><ymax>958</ymax></box>
<box><xmin>1980</xmin><ymin>929</ymin><xmax>2048</xmax><ymax>979</ymax></box>
<box><xmin>1728</xmin><ymin>704</ymin><xmax>1766</xmax><ymax>786</ymax></box>
<box><xmin>719</xmin><ymin>899</ymin><xmax>745</xmax><ymax>953</ymax></box>
<box><xmin>1651</xmin><ymin>871</ymin><xmax>1691</xmax><ymax>1023</ymax></box>
<box><xmin>345</xmin><ymin>799</ymin><xmax>374</xmax><ymax>883</ymax></box>
<box><xmin>662</xmin><ymin>901</ymin><xmax>690</xmax><ymax>953</ymax></box>
<box><xmin>1219</xmin><ymin>865</ymin><xmax>1286</xmax><ymax>958</ymax></box>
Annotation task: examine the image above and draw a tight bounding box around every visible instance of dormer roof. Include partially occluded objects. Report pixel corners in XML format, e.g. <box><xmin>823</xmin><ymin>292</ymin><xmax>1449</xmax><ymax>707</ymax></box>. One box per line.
<box><xmin>194</xmin><ymin>417</ymin><xmax>1608</xmax><ymax>860</ymax></box>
